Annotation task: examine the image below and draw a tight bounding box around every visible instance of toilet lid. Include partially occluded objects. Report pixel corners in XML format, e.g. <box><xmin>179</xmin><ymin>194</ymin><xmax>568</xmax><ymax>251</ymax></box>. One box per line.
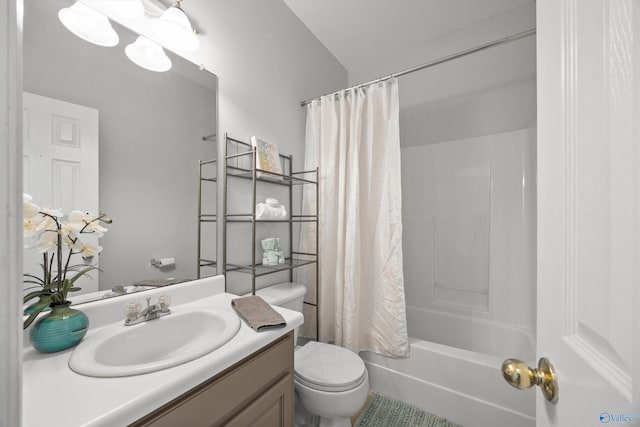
<box><xmin>294</xmin><ymin>341</ymin><xmax>367</xmax><ymax>392</ymax></box>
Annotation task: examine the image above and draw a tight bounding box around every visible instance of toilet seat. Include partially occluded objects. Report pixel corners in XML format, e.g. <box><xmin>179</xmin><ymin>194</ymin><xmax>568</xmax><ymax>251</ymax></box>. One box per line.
<box><xmin>294</xmin><ymin>341</ymin><xmax>367</xmax><ymax>392</ymax></box>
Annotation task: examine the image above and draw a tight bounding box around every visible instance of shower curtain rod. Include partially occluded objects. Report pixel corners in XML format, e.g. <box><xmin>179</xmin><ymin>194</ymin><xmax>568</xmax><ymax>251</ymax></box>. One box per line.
<box><xmin>300</xmin><ymin>28</ymin><xmax>536</xmax><ymax>107</ymax></box>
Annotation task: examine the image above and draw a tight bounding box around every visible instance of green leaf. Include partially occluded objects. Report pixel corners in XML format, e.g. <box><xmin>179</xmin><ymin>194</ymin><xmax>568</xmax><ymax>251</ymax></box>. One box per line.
<box><xmin>23</xmin><ymin>304</ymin><xmax>49</xmax><ymax>329</ymax></box>
<box><xmin>23</xmin><ymin>274</ymin><xmax>45</xmax><ymax>285</ymax></box>
<box><xmin>42</xmin><ymin>282</ymin><xmax>58</xmax><ymax>291</ymax></box>
<box><xmin>50</xmin><ymin>293</ymin><xmax>65</xmax><ymax>306</ymax></box>
<box><xmin>69</xmin><ymin>266</ymin><xmax>98</xmax><ymax>285</ymax></box>
<box><xmin>23</xmin><ymin>290</ymin><xmax>46</xmax><ymax>303</ymax></box>
<box><xmin>61</xmin><ymin>279</ymin><xmax>73</xmax><ymax>295</ymax></box>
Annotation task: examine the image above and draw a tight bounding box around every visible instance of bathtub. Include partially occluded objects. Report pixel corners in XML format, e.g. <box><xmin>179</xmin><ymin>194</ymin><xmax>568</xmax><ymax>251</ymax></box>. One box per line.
<box><xmin>361</xmin><ymin>311</ymin><xmax>536</xmax><ymax>427</ymax></box>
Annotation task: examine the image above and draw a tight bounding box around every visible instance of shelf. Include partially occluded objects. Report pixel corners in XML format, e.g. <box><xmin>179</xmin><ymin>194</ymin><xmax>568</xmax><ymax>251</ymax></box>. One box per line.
<box><xmin>221</xmin><ymin>133</ymin><xmax>320</xmax><ymax>341</ymax></box>
<box><xmin>199</xmin><ymin>214</ymin><xmax>217</xmax><ymax>223</ymax></box>
<box><xmin>226</xmin><ymin>258</ymin><xmax>317</xmax><ymax>278</ymax></box>
<box><xmin>225</xmin><ymin>216</ymin><xmax>317</xmax><ymax>223</ymax></box>
<box><xmin>226</xmin><ymin>165</ymin><xmax>317</xmax><ymax>186</ymax></box>
<box><xmin>199</xmin><ymin>259</ymin><xmax>217</xmax><ymax>268</ymax></box>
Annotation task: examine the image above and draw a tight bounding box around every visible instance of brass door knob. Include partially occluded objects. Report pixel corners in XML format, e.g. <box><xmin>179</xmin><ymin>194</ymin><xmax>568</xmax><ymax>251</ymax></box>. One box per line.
<box><xmin>501</xmin><ymin>357</ymin><xmax>559</xmax><ymax>403</ymax></box>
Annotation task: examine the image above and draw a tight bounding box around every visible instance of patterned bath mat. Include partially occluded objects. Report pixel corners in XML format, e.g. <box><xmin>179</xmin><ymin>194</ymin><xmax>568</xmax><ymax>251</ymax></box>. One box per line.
<box><xmin>353</xmin><ymin>392</ymin><xmax>461</xmax><ymax>427</ymax></box>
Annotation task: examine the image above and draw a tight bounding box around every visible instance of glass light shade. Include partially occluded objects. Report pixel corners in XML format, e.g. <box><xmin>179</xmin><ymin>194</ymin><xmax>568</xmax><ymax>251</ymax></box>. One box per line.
<box><xmin>153</xmin><ymin>4</ymin><xmax>200</xmax><ymax>52</ymax></box>
<box><xmin>125</xmin><ymin>36</ymin><xmax>172</xmax><ymax>72</ymax></box>
<box><xmin>58</xmin><ymin>2</ymin><xmax>119</xmax><ymax>47</ymax></box>
<box><xmin>98</xmin><ymin>0</ymin><xmax>145</xmax><ymax>20</ymax></box>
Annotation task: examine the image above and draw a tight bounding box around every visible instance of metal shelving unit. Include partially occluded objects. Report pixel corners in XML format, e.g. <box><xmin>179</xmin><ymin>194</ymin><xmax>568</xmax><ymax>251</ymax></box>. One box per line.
<box><xmin>197</xmin><ymin>157</ymin><xmax>217</xmax><ymax>278</ymax></box>
<box><xmin>223</xmin><ymin>133</ymin><xmax>319</xmax><ymax>340</ymax></box>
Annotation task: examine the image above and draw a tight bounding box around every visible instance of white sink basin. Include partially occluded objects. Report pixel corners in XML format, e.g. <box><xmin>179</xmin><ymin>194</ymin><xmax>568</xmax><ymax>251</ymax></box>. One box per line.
<box><xmin>69</xmin><ymin>307</ymin><xmax>241</xmax><ymax>377</ymax></box>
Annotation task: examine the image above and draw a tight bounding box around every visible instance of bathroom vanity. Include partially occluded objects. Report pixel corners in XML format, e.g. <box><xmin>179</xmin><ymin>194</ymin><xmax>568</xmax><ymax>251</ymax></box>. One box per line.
<box><xmin>131</xmin><ymin>332</ymin><xmax>294</xmax><ymax>426</ymax></box>
<box><xmin>22</xmin><ymin>277</ymin><xmax>302</xmax><ymax>427</ymax></box>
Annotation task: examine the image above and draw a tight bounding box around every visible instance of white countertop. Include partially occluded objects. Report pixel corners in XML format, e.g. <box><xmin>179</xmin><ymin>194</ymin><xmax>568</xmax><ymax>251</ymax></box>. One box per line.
<box><xmin>22</xmin><ymin>280</ymin><xmax>303</xmax><ymax>427</ymax></box>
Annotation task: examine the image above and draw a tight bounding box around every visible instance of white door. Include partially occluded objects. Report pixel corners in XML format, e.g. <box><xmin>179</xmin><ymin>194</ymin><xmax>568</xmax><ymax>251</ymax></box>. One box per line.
<box><xmin>22</xmin><ymin>92</ymin><xmax>100</xmax><ymax>296</ymax></box>
<box><xmin>536</xmin><ymin>0</ymin><xmax>640</xmax><ymax>426</ymax></box>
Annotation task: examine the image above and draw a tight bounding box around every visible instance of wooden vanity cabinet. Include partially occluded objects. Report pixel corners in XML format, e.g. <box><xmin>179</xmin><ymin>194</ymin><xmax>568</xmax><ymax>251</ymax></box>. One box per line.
<box><xmin>130</xmin><ymin>332</ymin><xmax>294</xmax><ymax>427</ymax></box>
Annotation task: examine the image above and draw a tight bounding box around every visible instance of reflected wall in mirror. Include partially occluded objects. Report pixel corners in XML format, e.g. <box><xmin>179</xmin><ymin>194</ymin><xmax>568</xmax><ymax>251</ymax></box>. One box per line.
<box><xmin>22</xmin><ymin>0</ymin><xmax>218</xmax><ymax>305</ymax></box>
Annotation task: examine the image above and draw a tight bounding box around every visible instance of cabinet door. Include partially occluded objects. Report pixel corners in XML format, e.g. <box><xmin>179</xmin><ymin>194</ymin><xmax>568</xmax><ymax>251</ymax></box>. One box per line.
<box><xmin>225</xmin><ymin>373</ymin><xmax>293</xmax><ymax>427</ymax></box>
<box><xmin>130</xmin><ymin>333</ymin><xmax>294</xmax><ymax>427</ymax></box>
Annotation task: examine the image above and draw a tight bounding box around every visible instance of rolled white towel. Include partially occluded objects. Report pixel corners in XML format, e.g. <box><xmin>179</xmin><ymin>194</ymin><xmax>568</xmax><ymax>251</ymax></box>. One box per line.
<box><xmin>256</xmin><ymin>203</ymin><xmax>287</xmax><ymax>220</ymax></box>
<box><xmin>266</xmin><ymin>198</ymin><xmax>280</xmax><ymax>207</ymax></box>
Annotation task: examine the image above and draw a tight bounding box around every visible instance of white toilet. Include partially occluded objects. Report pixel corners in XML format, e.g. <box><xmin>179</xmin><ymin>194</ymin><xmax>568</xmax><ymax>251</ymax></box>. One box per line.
<box><xmin>255</xmin><ymin>282</ymin><xmax>369</xmax><ymax>427</ymax></box>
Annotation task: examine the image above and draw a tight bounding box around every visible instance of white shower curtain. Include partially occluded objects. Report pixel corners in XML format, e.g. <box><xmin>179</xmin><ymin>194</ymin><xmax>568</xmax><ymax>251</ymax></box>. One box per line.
<box><xmin>299</xmin><ymin>78</ymin><xmax>409</xmax><ymax>357</ymax></box>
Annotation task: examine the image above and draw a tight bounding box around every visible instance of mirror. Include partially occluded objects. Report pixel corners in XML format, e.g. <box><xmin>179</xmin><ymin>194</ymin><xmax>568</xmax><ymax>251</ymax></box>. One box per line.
<box><xmin>22</xmin><ymin>0</ymin><xmax>218</xmax><ymax>305</ymax></box>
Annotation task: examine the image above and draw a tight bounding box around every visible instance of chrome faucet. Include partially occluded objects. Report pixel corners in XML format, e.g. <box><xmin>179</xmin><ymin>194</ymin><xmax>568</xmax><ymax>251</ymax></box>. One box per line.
<box><xmin>124</xmin><ymin>295</ymin><xmax>171</xmax><ymax>326</ymax></box>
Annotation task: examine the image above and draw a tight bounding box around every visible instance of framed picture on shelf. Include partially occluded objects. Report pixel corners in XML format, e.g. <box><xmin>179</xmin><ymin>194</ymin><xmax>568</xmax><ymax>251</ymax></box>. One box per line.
<box><xmin>251</xmin><ymin>136</ymin><xmax>283</xmax><ymax>179</ymax></box>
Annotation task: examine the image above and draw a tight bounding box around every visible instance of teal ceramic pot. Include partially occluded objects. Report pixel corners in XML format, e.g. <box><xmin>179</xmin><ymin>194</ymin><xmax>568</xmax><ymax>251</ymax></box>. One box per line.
<box><xmin>30</xmin><ymin>302</ymin><xmax>89</xmax><ymax>353</ymax></box>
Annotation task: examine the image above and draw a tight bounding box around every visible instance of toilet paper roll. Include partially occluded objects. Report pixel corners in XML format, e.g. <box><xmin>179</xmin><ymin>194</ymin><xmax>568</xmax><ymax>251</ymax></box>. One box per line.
<box><xmin>158</xmin><ymin>257</ymin><xmax>175</xmax><ymax>267</ymax></box>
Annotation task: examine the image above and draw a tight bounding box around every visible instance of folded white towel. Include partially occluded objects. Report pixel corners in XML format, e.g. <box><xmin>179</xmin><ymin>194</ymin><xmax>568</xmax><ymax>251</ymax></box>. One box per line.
<box><xmin>256</xmin><ymin>203</ymin><xmax>287</xmax><ymax>220</ymax></box>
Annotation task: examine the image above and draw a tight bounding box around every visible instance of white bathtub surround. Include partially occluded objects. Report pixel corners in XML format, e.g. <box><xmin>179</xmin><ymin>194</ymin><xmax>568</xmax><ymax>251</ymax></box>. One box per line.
<box><xmin>386</xmin><ymin>128</ymin><xmax>536</xmax><ymax>427</ymax></box>
<box><xmin>406</xmin><ymin>306</ymin><xmax>535</xmax><ymax>362</ymax></box>
<box><xmin>401</xmin><ymin>128</ymin><xmax>536</xmax><ymax>356</ymax></box>
<box><xmin>300</xmin><ymin>78</ymin><xmax>409</xmax><ymax>357</ymax></box>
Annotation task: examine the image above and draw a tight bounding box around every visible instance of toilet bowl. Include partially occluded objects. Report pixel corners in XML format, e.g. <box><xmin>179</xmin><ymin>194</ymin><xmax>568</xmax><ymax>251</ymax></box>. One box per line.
<box><xmin>255</xmin><ymin>283</ymin><xmax>370</xmax><ymax>427</ymax></box>
<box><xmin>294</xmin><ymin>341</ymin><xmax>369</xmax><ymax>427</ymax></box>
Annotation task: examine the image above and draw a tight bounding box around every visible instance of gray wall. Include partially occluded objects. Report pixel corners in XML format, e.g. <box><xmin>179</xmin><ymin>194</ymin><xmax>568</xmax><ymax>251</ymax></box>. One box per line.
<box><xmin>179</xmin><ymin>0</ymin><xmax>347</xmax><ymax>170</ymax></box>
<box><xmin>349</xmin><ymin>3</ymin><xmax>537</xmax><ymax>146</ymax></box>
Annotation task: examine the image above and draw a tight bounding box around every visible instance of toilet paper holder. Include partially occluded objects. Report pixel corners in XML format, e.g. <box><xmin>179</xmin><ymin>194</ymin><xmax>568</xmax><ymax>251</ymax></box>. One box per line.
<box><xmin>151</xmin><ymin>257</ymin><xmax>175</xmax><ymax>268</ymax></box>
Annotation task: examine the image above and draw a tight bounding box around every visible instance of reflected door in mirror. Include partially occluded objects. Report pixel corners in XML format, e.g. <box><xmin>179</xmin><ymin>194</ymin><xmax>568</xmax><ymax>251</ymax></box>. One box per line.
<box><xmin>22</xmin><ymin>91</ymin><xmax>100</xmax><ymax>296</ymax></box>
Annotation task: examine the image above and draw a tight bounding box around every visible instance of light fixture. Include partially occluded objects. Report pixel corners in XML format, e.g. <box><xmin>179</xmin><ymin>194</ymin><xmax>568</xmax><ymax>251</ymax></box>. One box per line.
<box><xmin>58</xmin><ymin>1</ymin><xmax>119</xmax><ymax>47</ymax></box>
<box><xmin>153</xmin><ymin>0</ymin><xmax>200</xmax><ymax>52</ymax></box>
<box><xmin>96</xmin><ymin>0</ymin><xmax>145</xmax><ymax>20</ymax></box>
<box><xmin>125</xmin><ymin>36</ymin><xmax>172</xmax><ymax>72</ymax></box>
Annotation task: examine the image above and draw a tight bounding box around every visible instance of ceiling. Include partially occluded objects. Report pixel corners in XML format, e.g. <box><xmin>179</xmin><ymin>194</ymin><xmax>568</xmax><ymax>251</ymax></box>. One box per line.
<box><xmin>281</xmin><ymin>0</ymin><xmax>534</xmax><ymax>77</ymax></box>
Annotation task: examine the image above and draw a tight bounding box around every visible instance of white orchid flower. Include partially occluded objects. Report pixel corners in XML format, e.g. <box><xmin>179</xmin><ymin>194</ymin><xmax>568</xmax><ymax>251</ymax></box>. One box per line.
<box><xmin>34</xmin><ymin>207</ymin><xmax>63</xmax><ymax>233</ymax></box>
<box><xmin>76</xmin><ymin>241</ymin><xmax>102</xmax><ymax>259</ymax></box>
<box><xmin>60</xmin><ymin>222</ymin><xmax>73</xmax><ymax>237</ymax></box>
<box><xmin>63</xmin><ymin>230</ymin><xmax>79</xmax><ymax>249</ymax></box>
<box><xmin>40</xmin><ymin>207</ymin><xmax>63</xmax><ymax>218</ymax></box>
<box><xmin>67</xmin><ymin>210</ymin><xmax>91</xmax><ymax>227</ymax></box>
<box><xmin>35</xmin><ymin>216</ymin><xmax>58</xmax><ymax>234</ymax></box>
<box><xmin>90</xmin><ymin>223</ymin><xmax>108</xmax><ymax>237</ymax></box>
<box><xmin>22</xmin><ymin>194</ymin><xmax>41</xmax><ymax>220</ymax></box>
<box><xmin>68</xmin><ymin>210</ymin><xmax>108</xmax><ymax>236</ymax></box>
<box><xmin>35</xmin><ymin>230</ymin><xmax>58</xmax><ymax>253</ymax></box>
<box><xmin>23</xmin><ymin>216</ymin><xmax>44</xmax><ymax>237</ymax></box>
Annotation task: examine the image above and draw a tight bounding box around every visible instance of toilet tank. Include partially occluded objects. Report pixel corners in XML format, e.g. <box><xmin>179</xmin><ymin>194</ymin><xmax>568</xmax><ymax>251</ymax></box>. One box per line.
<box><xmin>255</xmin><ymin>282</ymin><xmax>307</xmax><ymax>313</ymax></box>
<box><xmin>255</xmin><ymin>282</ymin><xmax>307</xmax><ymax>345</ymax></box>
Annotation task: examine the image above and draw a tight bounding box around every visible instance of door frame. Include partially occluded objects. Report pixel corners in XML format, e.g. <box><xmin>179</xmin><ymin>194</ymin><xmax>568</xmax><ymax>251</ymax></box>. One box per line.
<box><xmin>0</xmin><ymin>0</ymin><xmax>24</xmax><ymax>426</ymax></box>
